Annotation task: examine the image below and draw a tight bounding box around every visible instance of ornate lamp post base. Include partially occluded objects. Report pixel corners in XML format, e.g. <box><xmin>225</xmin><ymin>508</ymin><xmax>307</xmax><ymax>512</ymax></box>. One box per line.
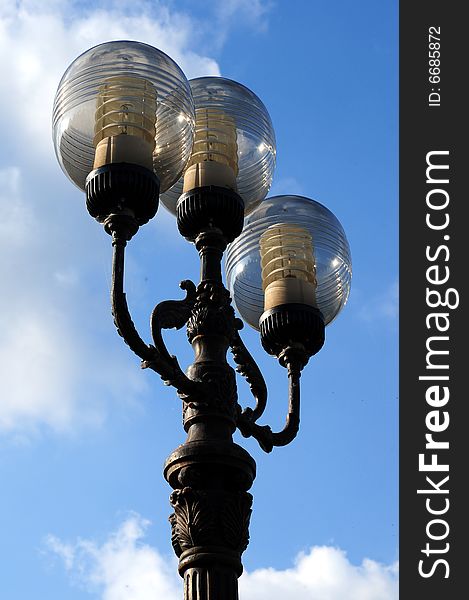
<box><xmin>166</xmin><ymin>442</ymin><xmax>255</xmax><ymax>600</ymax></box>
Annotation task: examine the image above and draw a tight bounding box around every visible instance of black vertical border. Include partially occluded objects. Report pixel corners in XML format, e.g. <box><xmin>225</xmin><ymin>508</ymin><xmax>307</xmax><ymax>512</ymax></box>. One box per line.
<box><xmin>400</xmin><ymin>3</ymin><xmax>466</xmax><ymax>598</ymax></box>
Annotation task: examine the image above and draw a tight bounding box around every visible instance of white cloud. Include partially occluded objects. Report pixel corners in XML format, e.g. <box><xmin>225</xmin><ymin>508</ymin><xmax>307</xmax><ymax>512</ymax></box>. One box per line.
<box><xmin>269</xmin><ymin>176</ymin><xmax>305</xmax><ymax>197</ymax></box>
<box><xmin>0</xmin><ymin>166</ymin><xmax>32</xmax><ymax>245</ymax></box>
<box><xmin>0</xmin><ymin>0</ymin><xmax>220</xmax><ymax>166</ymax></box>
<box><xmin>0</xmin><ymin>310</ymin><xmax>93</xmax><ymax>432</ymax></box>
<box><xmin>358</xmin><ymin>279</ymin><xmax>399</xmax><ymax>323</ymax></box>
<box><xmin>241</xmin><ymin>547</ymin><xmax>398</xmax><ymax>600</ymax></box>
<box><xmin>0</xmin><ymin>160</ymin><xmax>147</xmax><ymax>438</ymax></box>
<box><xmin>214</xmin><ymin>0</ymin><xmax>272</xmax><ymax>34</ymax></box>
<box><xmin>198</xmin><ymin>0</ymin><xmax>272</xmax><ymax>49</ymax></box>
<box><xmin>46</xmin><ymin>515</ymin><xmax>180</xmax><ymax>600</ymax></box>
<box><xmin>0</xmin><ymin>1</ymin><xmax>223</xmax><ymax>437</ymax></box>
<box><xmin>46</xmin><ymin>514</ymin><xmax>398</xmax><ymax>600</ymax></box>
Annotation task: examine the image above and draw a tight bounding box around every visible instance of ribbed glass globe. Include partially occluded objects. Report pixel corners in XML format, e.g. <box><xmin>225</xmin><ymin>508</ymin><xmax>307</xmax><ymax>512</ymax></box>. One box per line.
<box><xmin>52</xmin><ymin>40</ymin><xmax>194</xmax><ymax>193</ymax></box>
<box><xmin>226</xmin><ymin>195</ymin><xmax>352</xmax><ymax>330</ymax></box>
<box><xmin>160</xmin><ymin>77</ymin><xmax>276</xmax><ymax>215</ymax></box>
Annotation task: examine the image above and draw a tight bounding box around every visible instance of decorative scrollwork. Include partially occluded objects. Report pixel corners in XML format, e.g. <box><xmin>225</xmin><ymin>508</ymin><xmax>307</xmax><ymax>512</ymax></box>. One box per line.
<box><xmin>221</xmin><ymin>492</ymin><xmax>252</xmax><ymax>553</ymax></box>
<box><xmin>169</xmin><ymin>488</ymin><xmax>215</xmax><ymax>556</ymax></box>
<box><xmin>230</xmin><ymin>323</ymin><xmax>267</xmax><ymax>424</ymax></box>
<box><xmin>141</xmin><ymin>280</ymin><xmax>206</xmax><ymax>396</ymax></box>
<box><xmin>111</xmin><ymin>230</ymin><xmax>156</xmax><ymax>362</ymax></box>
<box><xmin>150</xmin><ymin>280</ymin><xmax>197</xmax><ymax>363</ymax></box>
<box><xmin>110</xmin><ymin>231</ymin><xmax>203</xmax><ymax>397</ymax></box>
<box><xmin>186</xmin><ymin>281</ymin><xmax>236</xmax><ymax>342</ymax></box>
<box><xmin>236</xmin><ymin>356</ymin><xmax>305</xmax><ymax>453</ymax></box>
<box><xmin>182</xmin><ymin>363</ymin><xmax>238</xmax><ymax>424</ymax></box>
<box><xmin>169</xmin><ymin>487</ymin><xmax>252</xmax><ymax>557</ymax></box>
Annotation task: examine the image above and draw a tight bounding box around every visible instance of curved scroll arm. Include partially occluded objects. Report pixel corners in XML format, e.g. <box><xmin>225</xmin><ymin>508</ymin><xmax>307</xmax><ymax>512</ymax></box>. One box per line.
<box><xmin>146</xmin><ymin>280</ymin><xmax>202</xmax><ymax>394</ymax></box>
<box><xmin>111</xmin><ymin>232</ymin><xmax>202</xmax><ymax>397</ymax></box>
<box><xmin>111</xmin><ymin>233</ymin><xmax>155</xmax><ymax>361</ymax></box>
<box><xmin>236</xmin><ymin>354</ymin><xmax>304</xmax><ymax>453</ymax></box>
<box><xmin>150</xmin><ymin>280</ymin><xmax>197</xmax><ymax>364</ymax></box>
<box><xmin>230</xmin><ymin>321</ymin><xmax>268</xmax><ymax>423</ymax></box>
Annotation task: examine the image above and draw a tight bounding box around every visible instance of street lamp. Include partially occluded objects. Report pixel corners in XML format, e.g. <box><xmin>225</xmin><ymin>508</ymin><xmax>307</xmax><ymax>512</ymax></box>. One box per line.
<box><xmin>53</xmin><ymin>40</ymin><xmax>352</xmax><ymax>600</ymax></box>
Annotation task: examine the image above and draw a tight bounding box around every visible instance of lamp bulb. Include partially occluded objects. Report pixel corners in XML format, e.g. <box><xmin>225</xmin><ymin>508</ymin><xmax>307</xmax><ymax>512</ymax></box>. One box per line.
<box><xmin>93</xmin><ymin>75</ymin><xmax>157</xmax><ymax>171</ymax></box>
<box><xmin>183</xmin><ymin>107</ymin><xmax>238</xmax><ymax>192</ymax></box>
<box><xmin>259</xmin><ymin>223</ymin><xmax>318</xmax><ymax>311</ymax></box>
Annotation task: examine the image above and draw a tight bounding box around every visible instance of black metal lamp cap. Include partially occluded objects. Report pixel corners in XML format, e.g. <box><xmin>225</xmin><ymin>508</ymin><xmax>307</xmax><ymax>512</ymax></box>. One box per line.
<box><xmin>176</xmin><ymin>185</ymin><xmax>245</xmax><ymax>242</ymax></box>
<box><xmin>259</xmin><ymin>303</ymin><xmax>325</xmax><ymax>360</ymax></box>
<box><xmin>85</xmin><ymin>162</ymin><xmax>160</xmax><ymax>226</ymax></box>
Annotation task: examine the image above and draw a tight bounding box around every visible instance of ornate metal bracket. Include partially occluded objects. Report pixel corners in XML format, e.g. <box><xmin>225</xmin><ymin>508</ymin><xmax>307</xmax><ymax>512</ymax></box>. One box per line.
<box><xmin>228</xmin><ymin>316</ymin><xmax>307</xmax><ymax>453</ymax></box>
<box><xmin>230</xmin><ymin>321</ymin><xmax>267</xmax><ymax>424</ymax></box>
<box><xmin>109</xmin><ymin>218</ymin><xmax>203</xmax><ymax>398</ymax></box>
<box><xmin>150</xmin><ymin>280</ymin><xmax>197</xmax><ymax>365</ymax></box>
<box><xmin>144</xmin><ymin>280</ymin><xmax>203</xmax><ymax>394</ymax></box>
<box><xmin>109</xmin><ymin>212</ymin><xmax>308</xmax><ymax>453</ymax></box>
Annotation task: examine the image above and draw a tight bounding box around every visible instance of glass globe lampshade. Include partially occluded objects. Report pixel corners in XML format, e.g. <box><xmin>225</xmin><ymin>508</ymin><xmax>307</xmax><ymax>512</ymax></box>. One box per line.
<box><xmin>160</xmin><ymin>76</ymin><xmax>276</xmax><ymax>215</ymax></box>
<box><xmin>52</xmin><ymin>40</ymin><xmax>195</xmax><ymax>193</ymax></box>
<box><xmin>226</xmin><ymin>195</ymin><xmax>352</xmax><ymax>330</ymax></box>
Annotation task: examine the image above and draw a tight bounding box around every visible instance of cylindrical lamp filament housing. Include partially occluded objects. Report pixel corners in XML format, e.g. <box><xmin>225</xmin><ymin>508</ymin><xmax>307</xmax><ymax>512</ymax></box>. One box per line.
<box><xmin>183</xmin><ymin>107</ymin><xmax>238</xmax><ymax>192</ymax></box>
<box><xmin>93</xmin><ymin>76</ymin><xmax>157</xmax><ymax>171</ymax></box>
<box><xmin>160</xmin><ymin>76</ymin><xmax>276</xmax><ymax>216</ymax></box>
<box><xmin>260</xmin><ymin>224</ymin><xmax>318</xmax><ymax>311</ymax></box>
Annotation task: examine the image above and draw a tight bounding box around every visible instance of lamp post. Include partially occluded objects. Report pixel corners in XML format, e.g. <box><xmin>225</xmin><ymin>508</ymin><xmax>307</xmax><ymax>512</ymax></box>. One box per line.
<box><xmin>53</xmin><ymin>41</ymin><xmax>352</xmax><ymax>600</ymax></box>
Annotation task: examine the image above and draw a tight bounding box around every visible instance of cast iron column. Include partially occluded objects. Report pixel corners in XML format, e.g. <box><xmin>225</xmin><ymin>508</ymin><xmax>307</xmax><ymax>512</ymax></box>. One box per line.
<box><xmin>164</xmin><ymin>224</ymin><xmax>256</xmax><ymax>600</ymax></box>
<box><xmin>90</xmin><ymin>174</ymin><xmax>311</xmax><ymax>600</ymax></box>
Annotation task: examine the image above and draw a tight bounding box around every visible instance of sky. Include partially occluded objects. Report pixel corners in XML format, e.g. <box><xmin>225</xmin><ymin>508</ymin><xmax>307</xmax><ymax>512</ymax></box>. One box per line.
<box><xmin>0</xmin><ymin>1</ymin><xmax>398</xmax><ymax>598</ymax></box>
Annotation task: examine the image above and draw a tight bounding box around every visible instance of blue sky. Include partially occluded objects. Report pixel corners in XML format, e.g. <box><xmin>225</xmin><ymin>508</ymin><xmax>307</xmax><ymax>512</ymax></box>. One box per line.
<box><xmin>0</xmin><ymin>1</ymin><xmax>398</xmax><ymax>598</ymax></box>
